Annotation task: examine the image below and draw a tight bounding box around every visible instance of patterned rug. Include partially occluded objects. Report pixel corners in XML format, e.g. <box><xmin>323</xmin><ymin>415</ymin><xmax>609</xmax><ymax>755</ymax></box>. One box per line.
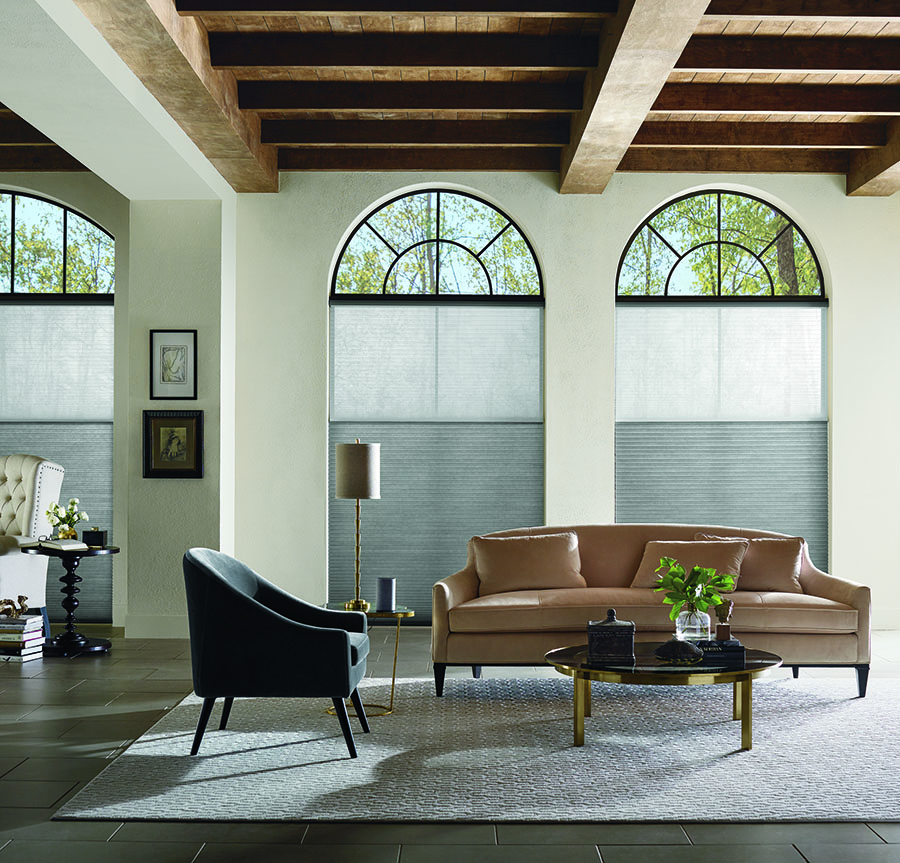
<box><xmin>56</xmin><ymin>675</ymin><xmax>900</xmax><ymax>822</ymax></box>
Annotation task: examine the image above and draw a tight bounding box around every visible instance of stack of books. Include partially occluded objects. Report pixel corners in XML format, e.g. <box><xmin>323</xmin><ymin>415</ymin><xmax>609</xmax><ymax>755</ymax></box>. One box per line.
<box><xmin>696</xmin><ymin>638</ymin><xmax>746</xmax><ymax>667</ymax></box>
<box><xmin>0</xmin><ymin>615</ymin><xmax>45</xmax><ymax>663</ymax></box>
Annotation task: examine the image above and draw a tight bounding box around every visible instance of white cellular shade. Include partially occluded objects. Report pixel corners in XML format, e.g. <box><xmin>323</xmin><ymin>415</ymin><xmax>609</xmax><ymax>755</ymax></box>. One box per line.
<box><xmin>615</xmin><ymin>305</ymin><xmax>826</xmax><ymax>422</ymax></box>
<box><xmin>331</xmin><ymin>304</ymin><xmax>542</xmax><ymax>422</ymax></box>
<box><xmin>0</xmin><ymin>304</ymin><xmax>114</xmax><ymax>421</ymax></box>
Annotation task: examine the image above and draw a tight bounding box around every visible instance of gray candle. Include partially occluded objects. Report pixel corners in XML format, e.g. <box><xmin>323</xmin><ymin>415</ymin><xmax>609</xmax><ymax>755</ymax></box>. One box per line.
<box><xmin>376</xmin><ymin>577</ymin><xmax>396</xmax><ymax>612</ymax></box>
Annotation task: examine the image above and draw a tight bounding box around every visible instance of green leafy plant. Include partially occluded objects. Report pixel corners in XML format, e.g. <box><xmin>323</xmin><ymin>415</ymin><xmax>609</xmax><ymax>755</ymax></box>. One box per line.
<box><xmin>653</xmin><ymin>556</ymin><xmax>736</xmax><ymax>622</ymax></box>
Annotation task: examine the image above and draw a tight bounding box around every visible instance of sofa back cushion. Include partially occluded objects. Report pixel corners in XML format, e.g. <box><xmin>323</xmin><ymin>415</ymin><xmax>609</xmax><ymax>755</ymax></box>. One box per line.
<box><xmin>695</xmin><ymin>533</ymin><xmax>804</xmax><ymax>593</ymax></box>
<box><xmin>472</xmin><ymin>532</ymin><xmax>586</xmax><ymax>596</ymax></box>
<box><xmin>630</xmin><ymin>539</ymin><xmax>749</xmax><ymax>589</ymax></box>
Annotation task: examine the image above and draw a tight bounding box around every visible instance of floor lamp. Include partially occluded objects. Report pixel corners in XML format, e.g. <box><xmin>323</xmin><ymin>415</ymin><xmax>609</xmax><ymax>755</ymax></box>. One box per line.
<box><xmin>335</xmin><ymin>439</ymin><xmax>380</xmax><ymax>612</ymax></box>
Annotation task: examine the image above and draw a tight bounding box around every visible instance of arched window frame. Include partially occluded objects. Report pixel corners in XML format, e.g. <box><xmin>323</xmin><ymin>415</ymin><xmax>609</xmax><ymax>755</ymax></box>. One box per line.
<box><xmin>616</xmin><ymin>189</ymin><xmax>824</xmax><ymax>303</ymax></box>
<box><xmin>0</xmin><ymin>190</ymin><xmax>114</xmax><ymax>304</ymax></box>
<box><xmin>331</xmin><ymin>188</ymin><xmax>543</xmax><ymax>304</ymax></box>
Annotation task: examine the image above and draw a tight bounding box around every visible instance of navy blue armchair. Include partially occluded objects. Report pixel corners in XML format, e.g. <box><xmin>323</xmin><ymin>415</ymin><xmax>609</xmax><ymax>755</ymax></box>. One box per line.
<box><xmin>182</xmin><ymin>548</ymin><xmax>370</xmax><ymax>758</ymax></box>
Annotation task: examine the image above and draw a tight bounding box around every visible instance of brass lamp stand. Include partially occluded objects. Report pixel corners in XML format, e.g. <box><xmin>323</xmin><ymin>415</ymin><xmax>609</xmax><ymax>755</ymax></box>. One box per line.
<box><xmin>335</xmin><ymin>439</ymin><xmax>380</xmax><ymax>612</ymax></box>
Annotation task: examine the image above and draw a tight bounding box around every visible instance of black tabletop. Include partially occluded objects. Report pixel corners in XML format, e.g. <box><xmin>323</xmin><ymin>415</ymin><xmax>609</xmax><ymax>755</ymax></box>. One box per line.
<box><xmin>20</xmin><ymin>544</ymin><xmax>119</xmax><ymax>558</ymax></box>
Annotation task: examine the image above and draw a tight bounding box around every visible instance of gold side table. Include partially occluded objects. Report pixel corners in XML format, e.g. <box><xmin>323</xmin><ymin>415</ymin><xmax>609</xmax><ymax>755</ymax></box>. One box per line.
<box><xmin>327</xmin><ymin>605</ymin><xmax>415</xmax><ymax>718</ymax></box>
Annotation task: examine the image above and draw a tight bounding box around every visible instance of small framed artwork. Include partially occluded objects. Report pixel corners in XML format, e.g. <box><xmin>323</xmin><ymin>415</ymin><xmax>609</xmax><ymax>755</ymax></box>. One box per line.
<box><xmin>143</xmin><ymin>410</ymin><xmax>204</xmax><ymax>478</ymax></box>
<box><xmin>150</xmin><ymin>329</ymin><xmax>197</xmax><ymax>400</ymax></box>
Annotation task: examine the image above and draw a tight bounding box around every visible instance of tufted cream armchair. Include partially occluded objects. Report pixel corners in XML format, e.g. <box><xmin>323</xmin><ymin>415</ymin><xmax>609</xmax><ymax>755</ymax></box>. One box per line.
<box><xmin>0</xmin><ymin>454</ymin><xmax>65</xmax><ymax>635</ymax></box>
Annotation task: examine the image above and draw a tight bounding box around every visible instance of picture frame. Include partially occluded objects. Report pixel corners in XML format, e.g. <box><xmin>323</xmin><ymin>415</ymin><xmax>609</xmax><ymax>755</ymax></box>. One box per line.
<box><xmin>142</xmin><ymin>410</ymin><xmax>204</xmax><ymax>478</ymax></box>
<box><xmin>150</xmin><ymin>329</ymin><xmax>197</xmax><ymax>400</ymax></box>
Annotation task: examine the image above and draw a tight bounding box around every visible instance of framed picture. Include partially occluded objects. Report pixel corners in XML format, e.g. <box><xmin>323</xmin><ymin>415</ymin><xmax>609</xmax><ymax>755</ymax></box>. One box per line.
<box><xmin>150</xmin><ymin>329</ymin><xmax>197</xmax><ymax>400</ymax></box>
<box><xmin>143</xmin><ymin>410</ymin><xmax>204</xmax><ymax>478</ymax></box>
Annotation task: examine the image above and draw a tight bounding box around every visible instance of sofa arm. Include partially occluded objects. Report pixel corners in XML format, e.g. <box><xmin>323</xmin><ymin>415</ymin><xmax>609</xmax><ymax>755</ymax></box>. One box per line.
<box><xmin>801</xmin><ymin>567</ymin><xmax>872</xmax><ymax>664</ymax></box>
<box><xmin>431</xmin><ymin>567</ymin><xmax>479</xmax><ymax>663</ymax></box>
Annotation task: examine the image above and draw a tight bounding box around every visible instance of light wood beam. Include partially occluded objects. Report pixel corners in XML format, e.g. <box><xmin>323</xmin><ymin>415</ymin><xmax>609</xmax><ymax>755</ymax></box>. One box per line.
<box><xmin>652</xmin><ymin>84</ymin><xmax>900</xmax><ymax>115</ymax></box>
<box><xmin>263</xmin><ymin>119</ymin><xmax>569</xmax><ymax>146</ymax></box>
<box><xmin>0</xmin><ymin>146</ymin><xmax>87</xmax><ymax>171</ymax></box>
<box><xmin>278</xmin><ymin>146</ymin><xmax>559</xmax><ymax>170</ymax></box>
<box><xmin>847</xmin><ymin>118</ymin><xmax>900</xmax><ymax>195</ymax></box>
<box><xmin>705</xmin><ymin>0</ymin><xmax>900</xmax><ymax>20</ymax></box>
<box><xmin>239</xmin><ymin>81</ymin><xmax>583</xmax><ymax>112</ymax></box>
<box><xmin>176</xmin><ymin>1</ymin><xmax>617</xmax><ymax>15</ymax></box>
<box><xmin>209</xmin><ymin>33</ymin><xmax>597</xmax><ymax>71</ymax></box>
<box><xmin>618</xmin><ymin>148</ymin><xmax>849</xmax><ymax>173</ymax></box>
<box><xmin>632</xmin><ymin>121</ymin><xmax>885</xmax><ymax>149</ymax></box>
<box><xmin>560</xmin><ymin>0</ymin><xmax>710</xmax><ymax>194</ymax></box>
<box><xmin>678</xmin><ymin>37</ymin><xmax>900</xmax><ymax>75</ymax></box>
<box><xmin>72</xmin><ymin>0</ymin><xmax>277</xmax><ymax>193</ymax></box>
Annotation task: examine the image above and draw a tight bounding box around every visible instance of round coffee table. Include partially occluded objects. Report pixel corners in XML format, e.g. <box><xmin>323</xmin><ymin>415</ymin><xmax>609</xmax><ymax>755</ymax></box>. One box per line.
<box><xmin>545</xmin><ymin>641</ymin><xmax>782</xmax><ymax>750</ymax></box>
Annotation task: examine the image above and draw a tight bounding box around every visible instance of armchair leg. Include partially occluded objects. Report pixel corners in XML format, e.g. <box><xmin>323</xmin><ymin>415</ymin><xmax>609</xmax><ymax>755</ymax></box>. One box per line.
<box><xmin>434</xmin><ymin>663</ymin><xmax>447</xmax><ymax>697</ymax></box>
<box><xmin>856</xmin><ymin>664</ymin><xmax>870</xmax><ymax>698</ymax></box>
<box><xmin>190</xmin><ymin>697</ymin><xmax>216</xmax><ymax>755</ymax></box>
<box><xmin>331</xmin><ymin>697</ymin><xmax>358</xmax><ymax>759</ymax></box>
<box><xmin>349</xmin><ymin>688</ymin><xmax>370</xmax><ymax>733</ymax></box>
<box><xmin>219</xmin><ymin>697</ymin><xmax>234</xmax><ymax>730</ymax></box>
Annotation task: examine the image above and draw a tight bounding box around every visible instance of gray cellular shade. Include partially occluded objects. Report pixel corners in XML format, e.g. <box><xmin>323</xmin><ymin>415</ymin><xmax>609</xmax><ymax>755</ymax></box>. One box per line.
<box><xmin>615</xmin><ymin>421</ymin><xmax>828</xmax><ymax>571</ymax></box>
<box><xmin>329</xmin><ymin>422</ymin><xmax>544</xmax><ymax>621</ymax></box>
<box><xmin>0</xmin><ymin>422</ymin><xmax>113</xmax><ymax>621</ymax></box>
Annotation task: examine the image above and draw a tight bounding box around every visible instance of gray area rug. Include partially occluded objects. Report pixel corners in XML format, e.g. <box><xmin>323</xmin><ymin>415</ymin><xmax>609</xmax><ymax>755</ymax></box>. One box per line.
<box><xmin>56</xmin><ymin>676</ymin><xmax>899</xmax><ymax>822</ymax></box>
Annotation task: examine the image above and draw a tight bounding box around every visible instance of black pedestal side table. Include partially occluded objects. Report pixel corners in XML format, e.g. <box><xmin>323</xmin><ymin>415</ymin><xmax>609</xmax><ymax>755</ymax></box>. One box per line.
<box><xmin>21</xmin><ymin>545</ymin><xmax>119</xmax><ymax>657</ymax></box>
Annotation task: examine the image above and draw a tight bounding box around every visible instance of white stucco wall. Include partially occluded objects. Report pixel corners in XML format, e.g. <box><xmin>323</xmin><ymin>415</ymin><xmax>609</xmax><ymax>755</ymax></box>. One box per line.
<box><xmin>235</xmin><ymin>171</ymin><xmax>900</xmax><ymax>629</ymax></box>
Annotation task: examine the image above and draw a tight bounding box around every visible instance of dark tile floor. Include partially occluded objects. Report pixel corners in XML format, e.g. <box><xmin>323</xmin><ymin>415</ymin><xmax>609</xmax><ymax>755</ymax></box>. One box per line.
<box><xmin>0</xmin><ymin>625</ymin><xmax>897</xmax><ymax>862</ymax></box>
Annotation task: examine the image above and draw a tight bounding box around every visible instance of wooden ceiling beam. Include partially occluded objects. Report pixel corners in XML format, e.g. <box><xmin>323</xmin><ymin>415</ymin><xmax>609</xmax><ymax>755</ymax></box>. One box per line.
<box><xmin>210</xmin><ymin>33</ymin><xmax>597</xmax><ymax>71</ymax></box>
<box><xmin>678</xmin><ymin>37</ymin><xmax>900</xmax><ymax>75</ymax></box>
<box><xmin>0</xmin><ymin>114</ymin><xmax>54</xmax><ymax>146</ymax></box>
<box><xmin>847</xmin><ymin>118</ymin><xmax>900</xmax><ymax>195</ymax></box>
<box><xmin>262</xmin><ymin>118</ymin><xmax>569</xmax><ymax>146</ymax></box>
<box><xmin>705</xmin><ymin>1</ymin><xmax>900</xmax><ymax>20</ymax></box>
<box><xmin>560</xmin><ymin>0</ymin><xmax>711</xmax><ymax>194</ymax></box>
<box><xmin>652</xmin><ymin>84</ymin><xmax>900</xmax><ymax>115</ymax></box>
<box><xmin>618</xmin><ymin>147</ymin><xmax>850</xmax><ymax>173</ymax></box>
<box><xmin>632</xmin><ymin>121</ymin><xmax>886</xmax><ymax>149</ymax></box>
<box><xmin>239</xmin><ymin>80</ymin><xmax>583</xmax><ymax>112</ymax></box>
<box><xmin>278</xmin><ymin>146</ymin><xmax>559</xmax><ymax>170</ymax></box>
<box><xmin>0</xmin><ymin>146</ymin><xmax>87</xmax><ymax>171</ymax></box>
<box><xmin>176</xmin><ymin>1</ymin><xmax>617</xmax><ymax>15</ymax></box>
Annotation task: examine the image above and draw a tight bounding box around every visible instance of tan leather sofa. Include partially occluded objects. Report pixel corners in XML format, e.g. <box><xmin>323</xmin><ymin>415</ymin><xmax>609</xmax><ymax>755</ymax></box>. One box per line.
<box><xmin>432</xmin><ymin>523</ymin><xmax>871</xmax><ymax>697</ymax></box>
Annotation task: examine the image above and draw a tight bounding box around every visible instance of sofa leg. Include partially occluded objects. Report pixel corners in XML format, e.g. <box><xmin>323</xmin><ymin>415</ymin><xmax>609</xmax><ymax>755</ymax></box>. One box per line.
<box><xmin>792</xmin><ymin>666</ymin><xmax>799</xmax><ymax>679</ymax></box>
<box><xmin>434</xmin><ymin>663</ymin><xmax>447</xmax><ymax>697</ymax></box>
<box><xmin>472</xmin><ymin>665</ymin><xmax>482</xmax><ymax>679</ymax></box>
<box><xmin>856</xmin><ymin>664</ymin><xmax>870</xmax><ymax>698</ymax></box>
<box><xmin>190</xmin><ymin>697</ymin><xmax>216</xmax><ymax>756</ymax></box>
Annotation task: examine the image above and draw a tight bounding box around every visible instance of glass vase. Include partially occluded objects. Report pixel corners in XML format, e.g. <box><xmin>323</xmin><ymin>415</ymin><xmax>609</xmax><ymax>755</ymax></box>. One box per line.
<box><xmin>675</xmin><ymin>609</ymin><xmax>710</xmax><ymax>642</ymax></box>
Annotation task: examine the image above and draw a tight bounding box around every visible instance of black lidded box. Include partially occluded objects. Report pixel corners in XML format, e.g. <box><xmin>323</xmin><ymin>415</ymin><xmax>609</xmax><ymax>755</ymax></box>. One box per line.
<box><xmin>587</xmin><ymin>609</ymin><xmax>635</xmax><ymax>665</ymax></box>
<box><xmin>82</xmin><ymin>529</ymin><xmax>108</xmax><ymax>548</ymax></box>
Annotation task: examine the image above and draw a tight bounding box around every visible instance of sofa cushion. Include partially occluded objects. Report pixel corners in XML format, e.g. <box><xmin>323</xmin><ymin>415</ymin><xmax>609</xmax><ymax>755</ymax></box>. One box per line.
<box><xmin>695</xmin><ymin>533</ymin><xmax>804</xmax><ymax>594</ymax></box>
<box><xmin>472</xmin><ymin>532</ymin><xmax>586</xmax><ymax>597</ymax></box>
<box><xmin>630</xmin><ymin>539</ymin><xmax>749</xmax><ymax>589</ymax></box>
<box><xmin>447</xmin><ymin>587</ymin><xmax>857</xmax><ymax>635</ymax></box>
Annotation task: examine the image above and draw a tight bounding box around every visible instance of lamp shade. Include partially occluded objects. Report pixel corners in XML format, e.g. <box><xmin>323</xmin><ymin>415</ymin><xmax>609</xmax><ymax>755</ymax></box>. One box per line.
<box><xmin>335</xmin><ymin>442</ymin><xmax>381</xmax><ymax>500</ymax></box>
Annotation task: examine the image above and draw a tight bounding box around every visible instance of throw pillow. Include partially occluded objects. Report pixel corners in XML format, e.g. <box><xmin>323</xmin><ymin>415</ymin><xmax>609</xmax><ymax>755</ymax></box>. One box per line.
<box><xmin>472</xmin><ymin>532</ymin><xmax>586</xmax><ymax>597</ymax></box>
<box><xmin>630</xmin><ymin>539</ymin><xmax>749</xmax><ymax>589</ymax></box>
<box><xmin>695</xmin><ymin>533</ymin><xmax>804</xmax><ymax>593</ymax></box>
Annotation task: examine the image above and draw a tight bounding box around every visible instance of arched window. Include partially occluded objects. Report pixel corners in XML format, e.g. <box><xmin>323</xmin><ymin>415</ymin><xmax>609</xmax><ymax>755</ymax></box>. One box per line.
<box><xmin>617</xmin><ymin>190</ymin><xmax>821</xmax><ymax>299</ymax></box>
<box><xmin>333</xmin><ymin>189</ymin><xmax>541</xmax><ymax>299</ymax></box>
<box><xmin>0</xmin><ymin>189</ymin><xmax>114</xmax><ymax>622</ymax></box>
<box><xmin>329</xmin><ymin>189</ymin><xmax>544</xmax><ymax>619</ymax></box>
<box><xmin>614</xmin><ymin>190</ymin><xmax>828</xmax><ymax>568</ymax></box>
<box><xmin>0</xmin><ymin>191</ymin><xmax>114</xmax><ymax>295</ymax></box>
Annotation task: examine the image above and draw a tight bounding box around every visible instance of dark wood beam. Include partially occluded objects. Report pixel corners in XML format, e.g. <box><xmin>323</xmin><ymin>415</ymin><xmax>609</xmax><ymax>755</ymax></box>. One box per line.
<box><xmin>210</xmin><ymin>33</ymin><xmax>597</xmax><ymax>71</ymax></box>
<box><xmin>0</xmin><ymin>115</ymin><xmax>54</xmax><ymax>146</ymax></box>
<box><xmin>560</xmin><ymin>0</ymin><xmax>711</xmax><ymax>194</ymax></box>
<box><xmin>848</xmin><ymin>118</ymin><xmax>900</xmax><ymax>195</ymax></box>
<box><xmin>705</xmin><ymin>1</ymin><xmax>900</xmax><ymax>19</ymax></box>
<box><xmin>262</xmin><ymin>118</ymin><xmax>569</xmax><ymax>146</ymax></box>
<box><xmin>278</xmin><ymin>146</ymin><xmax>559</xmax><ymax>170</ymax></box>
<box><xmin>652</xmin><ymin>84</ymin><xmax>900</xmax><ymax>115</ymax></box>
<box><xmin>678</xmin><ymin>36</ymin><xmax>900</xmax><ymax>74</ymax></box>
<box><xmin>0</xmin><ymin>146</ymin><xmax>87</xmax><ymax>171</ymax></box>
<box><xmin>177</xmin><ymin>1</ymin><xmax>617</xmax><ymax>15</ymax></box>
<box><xmin>239</xmin><ymin>80</ymin><xmax>584</xmax><ymax>112</ymax></box>
<box><xmin>618</xmin><ymin>147</ymin><xmax>850</xmax><ymax>173</ymax></box>
<box><xmin>632</xmin><ymin>120</ymin><xmax>886</xmax><ymax>149</ymax></box>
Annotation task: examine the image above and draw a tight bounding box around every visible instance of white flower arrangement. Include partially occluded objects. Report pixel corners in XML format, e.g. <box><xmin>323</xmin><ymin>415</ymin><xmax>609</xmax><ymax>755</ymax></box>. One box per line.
<box><xmin>46</xmin><ymin>498</ymin><xmax>89</xmax><ymax>537</ymax></box>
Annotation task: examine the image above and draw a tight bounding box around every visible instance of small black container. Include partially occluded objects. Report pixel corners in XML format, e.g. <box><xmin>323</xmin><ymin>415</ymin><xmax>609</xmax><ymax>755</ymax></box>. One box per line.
<box><xmin>82</xmin><ymin>529</ymin><xmax>108</xmax><ymax>548</ymax></box>
<box><xmin>587</xmin><ymin>609</ymin><xmax>635</xmax><ymax>665</ymax></box>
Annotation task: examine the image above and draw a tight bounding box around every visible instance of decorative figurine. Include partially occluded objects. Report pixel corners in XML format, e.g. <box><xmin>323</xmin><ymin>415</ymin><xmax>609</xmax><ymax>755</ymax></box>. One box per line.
<box><xmin>715</xmin><ymin>599</ymin><xmax>734</xmax><ymax>641</ymax></box>
<box><xmin>0</xmin><ymin>595</ymin><xmax>29</xmax><ymax>618</ymax></box>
